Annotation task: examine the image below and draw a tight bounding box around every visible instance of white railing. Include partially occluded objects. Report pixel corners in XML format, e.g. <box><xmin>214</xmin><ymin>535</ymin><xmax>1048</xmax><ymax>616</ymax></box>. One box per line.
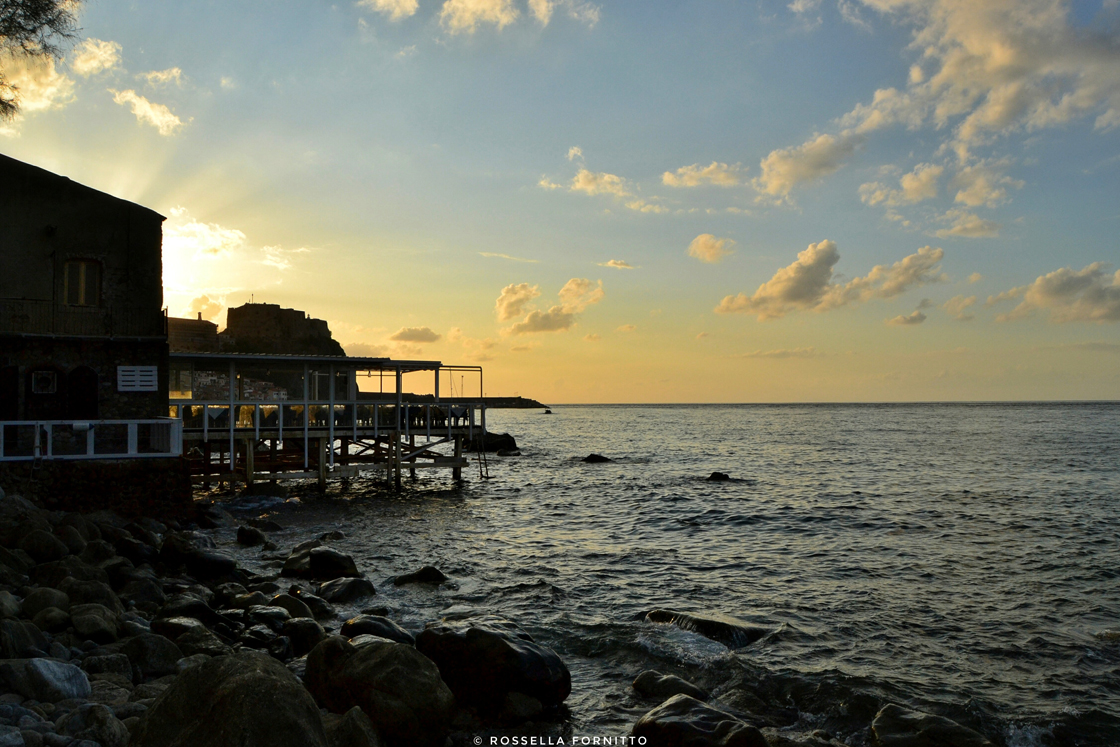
<box><xmin>0</xmin><ymin>418</ymin><xmax>183</xmax><ymax>461</ymax></box>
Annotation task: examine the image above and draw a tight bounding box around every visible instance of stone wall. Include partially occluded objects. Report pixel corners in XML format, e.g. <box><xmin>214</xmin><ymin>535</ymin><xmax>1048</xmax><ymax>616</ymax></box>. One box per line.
<box><xmin>219</xmin><ymin>303</ymin><xmax>345</xmax><ymax>356</ymax></box>
<box><xmin>0</xmin><ymin>458</ymin><xmax>192</xmax><ymax>518</ymax></box>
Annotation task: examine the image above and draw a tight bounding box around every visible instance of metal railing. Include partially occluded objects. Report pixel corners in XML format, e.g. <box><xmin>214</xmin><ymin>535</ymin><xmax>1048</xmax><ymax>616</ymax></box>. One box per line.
<box><xmin>0</xmin><ymin>418</ymin><xmax>183</xmax><ymax>461</ymax></box>
<box><xmin>0</xmin><ymin>298</ymin><xmax>166</xmax><ymax>337</ymax></box>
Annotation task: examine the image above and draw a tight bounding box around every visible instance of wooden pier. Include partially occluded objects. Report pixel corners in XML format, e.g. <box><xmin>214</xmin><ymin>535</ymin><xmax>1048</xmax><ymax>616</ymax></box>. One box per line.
<box><xmin>168</xmin><ymin>352</ymin><xmax>486</xmax><ymax>490</ymax></box>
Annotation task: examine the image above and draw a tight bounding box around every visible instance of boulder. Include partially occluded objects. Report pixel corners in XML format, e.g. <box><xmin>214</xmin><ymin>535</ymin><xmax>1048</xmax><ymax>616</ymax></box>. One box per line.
<box><xmin>707</xmin><ymin>472</ymin><xmax>731</xmax><ymax>481</ymax></box>
<box><xmin>292</xmin><ymin>590</ymin><xmax>336</xmax><ymax>620</ymax></box>
<box><xmin>82</xmin><ymin>654</ymin><xmax>133</xmax><ymax>680</ymax></box>
<box><xmin>871</xmin><ymin>704</ymin><xmax>993</xmax><ymax>747</ymax></box>
<box><xmin>0</xmin><ymin>658</ymin><xmax>91</xmax><ymax>702</ymax></box>
<box><xmin>631</xmin><ymin>694</ymin><xmax>767</xmax><ymax>747</ymax></box>
<box><xmin>634</xmin><ymin>670</ymin><xmax>709</xmax><ymax>701</ymax></box>
<box><xmin>281</xmin><ymin>539</ymin><xmax>322</xmax><ymax>578</ymax></box>
<box><xmin>392</xmin><ymin>566</ymin><xmax>447</xmax><ymax>586</ymax></box>
<box><xmin>282</xmin><ymin>618</ymin><xmax>326</xmax><ymax>657</ymax></box>
<box><xmin>318</xmin><ymin>578</ymin><xmax>376</xmax><ymax>604</ymax></box>
<box><xmin>31</xmin><ymin>607</ymin><xmax>69</xmax><ymax>634</ymax></box>
<box><xmin>156</xmin><ymin>594</ymin><xmax>232</xmax><ymax>629</ymax></box>
<box><xmin>0</xmin><ymin>620</ymin><xmax>46</xmax><ymax>658</ymax></box>
<box><xmin>115</xmin><ymin>536</ymin><xmax>158</xmax><ymax>566</ymax></box>
<box><xmin>322</xmin><ymin>706</ymin><xmax>381</xmax><ymax>747</ymax></box>
<box><xmin>176</xmin><ymin>626</ymin><xmax>232</xmax><ymax>658</ymax></box>
<box><xmin>468</xmin><ymin>432</ymin><xmax>517</xmax><ymax>452</ymax></box>
<box><xmin>341</xmin><ymin>615</ymin><xmax>414</xmax><ymax>646</ymax></box>
<box><xmin>309</xmin><ymin>548</ymin><xmax>360</xmax><ymax>579</ymax></box>
<box><xmin>120</xmin><ymin>577</ymin><xmax>167</xmax><ymax>608</ymax></box>
<box><xmin>248</xmin><ymin>605</ymin><xmax>292</xmax><ymax>632</ymax></box>
<box><xmin>121</xmin><ymin>634</ymin><xmax>184</xmax><ymax>679</ymax></box>
<box><xmin>69</xmin><ymin>603</ymin><xmax>120</xmax><ymax>643</ymax></box>
<box><xmin>31</xmin><ymin>556</ymin><xmax>107</xmax><ymax>587</ymax></box>
<box><xmin>59</xmin><ymin>578</ymin><xmax>124</xmax><ymax>616</ymax></box>
<box><xmin>151</xmin><ymin>616</ymin><xmax>207</xmax><ymax>640</ymax></box>
<box><xmin>0</xmin><ymin>592</ymin><xmax>19</xmax><ymax>620</ymax></box>
<box><xmin>644</xmin><ymin>610</ymin><xmax>769</xmax><ymax>648</ymax></box>
<box><xmin>21</xmin><ymin>588</ymin><xmax>69</xmax><ymax>618</ymax></box>
<box><xmin>415</xmin><ymin>616</ymin><xmax>570</xmax><ymax>716</ymax></box>
<box><xmin>132</xmin><ymin>651</ymin><xmax>329</xmax><ymax>747</ymax></box>
<box><xmin>54</xmin><ymin>524</ymin><xmax>88</xmax><ymax>555</ymax></box>
<box><xmin>306</xmin><ymin>636</ymin><xmax>454</xmax><ymax>747</ymax></box>
<box><xmin>271</xmin><ymin>593</ymin><xmax>314</xmax><ymax>620</ymax></box>
<box><xmin>499</xmin><ymin>691</ymin><xmax>544</xmax><ymax>723</ymax></box>
<box><xmin>237</xmin><ymin>525</ymin><xmax>268</xmax><ymax>546</ymax></box>
<box><xmin>581</xmin><ymin>453</ymin><xmax>612</xmax><ymax>463</ymax></box>
<box><xmin>79</xmin><ymin>539</ymin><xmax>118</xmax><ymax>566</ymax></box>
<box><xmin>88</xmin><ymin>679</ymin><xmax>131</xmax><ymax>707</ymax></box>
<box><xmin>19</xmin><ymin>530</ymin><xmax>69</xmax><ymax>563</ymax></box>
<box><xmin>160</xmin><ymin>532</ymin><xmax>237</xmax><ymax>579</ymax></box>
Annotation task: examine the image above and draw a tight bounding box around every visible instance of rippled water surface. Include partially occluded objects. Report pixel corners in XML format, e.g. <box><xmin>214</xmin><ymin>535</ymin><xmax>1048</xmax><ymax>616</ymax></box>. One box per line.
<box><xmin>224</xmin><ymin>403</ymin><xmax>1120</xmax><ymax>746</ymax></box>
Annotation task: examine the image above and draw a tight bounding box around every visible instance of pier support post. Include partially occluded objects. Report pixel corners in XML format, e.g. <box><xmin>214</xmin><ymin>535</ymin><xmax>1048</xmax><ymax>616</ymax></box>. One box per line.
<box><xmin>394</xmin><ymin>434</ymin><xmax>402</xmax><ymax>490</ymax></box>
<box><xmin>409</xmin><ymin>434</ymin><xmax>416</xmax><ymax>480</ymax></box>
<box><xmin>245</xmin><ymin>438</ymin><xmax>255</xmax><ymax>488</ymax></box>
<box><xmin>452</xmin><ymin>435</ymin><xmax>462</xmax><ymax>480</ymax></box>
<box><xmin>318</xmin><ymin>437</ymin><xmax>327</xmax><ymax>492</ymax></box>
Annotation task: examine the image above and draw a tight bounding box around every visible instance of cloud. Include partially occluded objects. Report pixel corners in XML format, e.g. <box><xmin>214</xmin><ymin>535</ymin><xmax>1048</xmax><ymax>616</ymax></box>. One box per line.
<box><xmin>944</xmin><ymin>295</ymin><xmax>977</xmax><ymax>321</ymax></box>
<box><xmin>439</xmin><ymin>0</ymin><xmax>519</xmax><ymax>33</ymax></box>
<box><xmin>140</xmin><ymin>68</ymin><xmax>183</xmax><ymax>88</ymax></box>
<box><xmin>859</xmin><ymin>162</ymin><xmax>943</xmax><ymax>206</ymax></box>
<box><xmin>624</xmin><ymin>198</ymin><xmax>668</xmax><ymax>213</ymax></box>
<box><xmin>503</xmin><ymin>278</ymin><xmax>604</xmax><ymax>335</ymax></box>
<box><xmin>505</xmin><ymin>307</ymin><xmax>576</xmax><ymax>334</ymax></box>
<box><xmin>934</xmin><ymin>208</ymin><xmax>1001</xmax><ymax>238</ymax></box>
<box><xmin>716</xmin><ymin>242</ymin><xmax>946</xmax><ymax>320</ymax></box>
<box><xmin>69</xmin><ymin>39</ymin><xmax>122</xmax><ymax>77</ymax></box>
<box><xmin>570</xmin><ymin>168</ymin><xmax>630</xmax><ymax>197</ymax></box>
<box><xmin>109</xmin><ymin>89</ymin><xmax>185</xmax><ymax>135</ymax></box>
<box><xmin>558</xmin><ymin>277</ymin><xmax>604</xmax><ymax>312</ymax></box>
<box><xmin>616</xmin><ymin>324</ymin><xmax>636</xmax><ymax>332</ymax></box>
<box><xmin>495</xmin><ymin>283</ymin><xmax>541</xmax><ymax>321</ymax></box>
<box><xmin>968</xmin><ymin>272</ymin><xmax>983</xmax><ymax>283</ymax></box>
<box><xmin>663</xmin><ymin>161</ymin><xmax>745</xmax><ymax>187</ymax></box>
<box><xmin>0</xmin><ymin>56</ymin><xmax>74</xmax><ymax>121</ymax></box>
<box><xmin>163</xmin><ymin>207</ymin><xmax>246</xmax><ymax>258</ymax></box>
<box><xmin>529</xmin><ymin>0</ymin><xmax>553</xmax><ymax>24</ymax></box>
<box><xmin>479</xmin><ymin>252</ymin><xmax>539</xmax><ymax>263</ymax></box>
<box><xmin>389</xmin><ymin>326</ymin><xmax>442</xmax><ymax>343</ymax></box>
<box><xmin>220</xmin><ymin>77</ymin><xmax>237</xmax><ymax>90</ymax></box>
<box><xmin>358</xmin><ymin>0</ymin><xmax>419</xmax><ymax>21</ymax></box>
<box><xmin>739</xmin><ymin>347</ymin><xmax>818</xmax><ymax>358</ymax></box>
<box><xmin>991</xmin><ymin>263</ymin><xmax>1120</xmax><ymax>323</ymax></box>
<box><xmin>583</xmin><ymin>333</ymin><xmax>600</xmax><ymax>341</ymax></box>
<box><xmin>952</xmin><ymin>160</ymin><xmax>1024</xmax><ymax>207</ymax></box>
<box><xmin>345</xmin><ymin>342</ymin><xmax>391</xmax><ymax>358</ymax></box>
<box><xmin>696</xmin><ymin>332</ymin><xmax>709</xmax><ymax>339</ymax></box>
<box><xmin>688</xmin><ymin>234</ymin><xmax>735</xmax><ymax>264</ymax></box>
<box><xmin>753</xmin><ymin>132</ymin><xmax>863</xmax><ymax>200</ymax></box>
<box><xmin>887</xmin><ymin>310</ymin><xmax>927</xmax><ymax>325</ymax></box>
<box><xmin>567</xmin><ymin>146</ymin><xmax>583</xmax><ymax>161</ymax></box>
<box><xmin>185</xmin><ymin>294</ymin><xmax>224</xmax><ymax>323</ymax></box>
<box><xmin>599</xmin><ymin>259</ymin><xmax>634</xmax><ymax>269</ymax></box>
<box><xmin>260</xmin><ymin>246</ymin><xmax>311</xmax><ymax>270</ymax></box>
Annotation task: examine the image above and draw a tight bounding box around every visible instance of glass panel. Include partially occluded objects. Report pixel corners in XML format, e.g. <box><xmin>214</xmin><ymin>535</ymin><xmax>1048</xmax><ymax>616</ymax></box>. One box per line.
<box><xmin>236</xmin><ymin>366</ymin><xmax>301</xmax><ymax>401</ymax></box>
<box><xmin>94</xmin><ymin>424</ymin><xmax>128</xmax><ymax>455</ymax></box>
<box><xmin>190</xmin><ymin>366</ymin><xmax>230</xmax><ymax>401</ymax></box>
<box><xmin>282</xmin><ymin>404</ymin><xmax>305</xmax><ymax>427</ymax></box>
<box><xmin>235</xmin><ymin>405</ymin><xmax>256</xmax><ymax>429</ymax></box>
<box><xmin>83</xmin><ymin>263</ymin><xmax>100</xmax><ymax>306</ymax></box>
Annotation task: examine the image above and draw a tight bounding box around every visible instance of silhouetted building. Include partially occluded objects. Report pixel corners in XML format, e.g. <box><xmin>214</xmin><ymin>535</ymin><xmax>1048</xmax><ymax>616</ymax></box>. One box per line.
<box><xmin>217</xmin><ymin>302</ymin><xmax>345</xmax><ymax>356</ymax></box>
<box><xmin>168</xmin><ymin>313</ymin><xmax>219</xmax><ymax>353</ymax></box>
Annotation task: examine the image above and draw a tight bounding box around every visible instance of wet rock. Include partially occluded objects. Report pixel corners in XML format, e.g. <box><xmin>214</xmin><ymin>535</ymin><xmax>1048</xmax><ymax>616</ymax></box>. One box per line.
<box><xmin>707</xmin><ymin>472</ymin><xmax>731</xmax><ymax>481</ymax></box>
<box><xmin>150</xmin><ymin>616</ymin><xmax>206</xmax><ymax>640</ymax></box>
<box><xmin>121</xmin><ymin>634</ymin><xmax>183</xmax><ymax>679</ymax></box>
<box><xmin>248</xmin><ymin>605</ymin><xmax>292</xmax><ymax>632</ymax></box>
<box><xmin>175</xmin><ymin>627</ymin><xmax>232</xmax><ymax>658</ymax></box>
<box><xmin>309</xmin><ymin>548</ymin><xmax>360</xmax><ymax>579</ymax></box>
<box><xmin>495</xmin><ymin>449</ymin><xmax>521</xmax><ymax>457</ymax></box>
<box><xmin>156</xmin><ymin>594</ymin><xmax>231</xmax><ymax>629</ymax></box>
<box><xmin>634</xmin><ymin>670</ymin><xmax>709</xmax><ymax>701</ymax></box>
<box><xmin>0</xmin><ymin>659</ymin><xmax>91</xmax><ymax>702</ymax></box>
<box><xmin>415</xmin><ymin>616</ymin><xmax>570</xmax><ymax>716</ymax></box>
<box><xmin>78</xmin><ymin>540</ymin><xmax>117</xmax><ymax>566</ymax></box>
<box><xmin>271</xmin><ymin>593</ymin><xmax>314</xmax><ymax>620</ymax></box>
<box><xmin>246</xmin><ymin>518</ymin><xmax>285</xmax><ymax>532</ymax></box>
<box><xmin>0</xmin><ymin>620</ymin><xmax>46</xmax><ymax>658</ymax></box>
<box><xmin>644</xmin><ymin>610</ymin><xmax>769</xmax><ymax>648</ymax></box>
<box><xmin>53</xmin><ymin>525</ymin><xmax>87</xmax><ymax>556</ymax></box>
<box><xmin>88</xmin><ymin>679</ymin><xmax>130</xmax><ymax>707</ymax></box>
<box><xmin>58</xmin><ymin>579</ymin><xmax>123</xmax><ymax>616</ymax></box>
<box><xmin>581</xmin><ymin>453</ymin><xmax>612</xmax><ymax>463</ymax></box>
<box><xmin>69</xmin><ymin>603</ymin><xmax>119</xmax><ymax>643</ymax></box>
<box><xmin>132</xmin><ymin>651</ymin><xmax>328</xmax><ymax>747</ymax></box>
<box><xmin>119</xmin><ymin>577</ymin><xmax>167</xmax><ymax>608</ymax></box>
<box><xmin>318</xmin><ymin>578</ymin><xmax>376</xmax><ymax>604</ymax></box>
<box><xmin>30</xmin><ymin>608</ymin><xmax>68</xmax><ymax>634</ymax></box>
<box><xmin>870</xmin><ymin>703</ymin><xmax>993</xmax><ymax>747</ymax></box>
<box><xmin>240</xmin><ymin>624</ymin><xmax>276</xmax><ymax>649</ymax></box>
<box><xmin>322</xmin><ymin>706</ymin><xmax>381</xmax><ymax>747</ymax></box>
<box><xmin>19</xmin><ymin>530</ymin><xmax>69</xmax><ymax>564</ymax></box>
<box><xmin>341</xmin><ymin>615</ymin><xmax>414</xmax><ymax>646</ymax></box>
<box><xmin>115</xmin><ymin>536</ymin><xmax>158</xmax><ymax>566</ymax></box>
<box><xmin>291</xmin><ymin>590</ymin><xmax>336</xmax><ymax>620</ymax></box>
<box><xmin>392</xmin><ymin>566</ymin><xmax>447</xmax><ymax>586</ymax></box>
<box><xmin>0</xmin><ymin>592</ymin><xmax>19</xmax><ymax>620</ymax></box>
<box><xmin>82</xmin><ymin>654</ymin><xmax>133</xmax><ymax>680</ymax></box>
<box><xmin>631</xmin><ymin>694</ymin><xmax>767</xmax><ymax>747</ymax></box>
<box><xmin>21</xmin><ymin>589</ymin><xmax>68</xmax><ymax>618</ymax></box>
<box><xmin>268</xmin><ymin>635</ymin><xmax>294</xmax><ymax>661</ymax></box>
<box><xmin>281</xmin><ymin>539</ymin><xmax>322</xmax><ymax>578</ymax></box>
<box><xmin>176</xmin><ymin>653</ymin><xmax>211</xmax><ymax>672</ymax></box>
<box><xmin>31</xmin><ymin>556</ymin><xmax>107</xmax><ymax>588</ymax></box>
<box><xmin>306</xmin><ymin>636</ymin><xmax>454</xmax><ymax>747</ymax></box>
<box><xmin>499</xmin><ymin>692</ymin><xmax>544</xmax><ymax>724</ymax></box>
<box><xmin>160</xmin><ymin>532</ymin><xmax>237</xmax><ymax>579</ymax></box>
<box><xmin>282</xmin><ymin>618</ymin><xmax>326</xmax><ymax>657</ymax></box>
<box><xmin>468</xmin><ymin>432</ymin><xmax>517</xmax><ymax>453</ymax></box>
<box><xmin>232</xmin><ymin>591</ymin><xmax>272</xmax><ymax>609</ymax></box>
<box><xmin>56</xmin><ymin>702</ymin><xmax>132</xmax><ymax>747</ymax></box>
<box><xmin>237</xmin><ymin>525</ymin><xmax>268</xmax><ymax>547</ymax></box>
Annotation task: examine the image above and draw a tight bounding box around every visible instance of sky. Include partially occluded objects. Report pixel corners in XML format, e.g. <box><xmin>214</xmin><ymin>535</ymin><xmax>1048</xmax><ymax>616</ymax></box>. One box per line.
<box><xmin>3</xmin><ymin>0</ymin><xmax>1120</xmax><ymax>403</ymax></box>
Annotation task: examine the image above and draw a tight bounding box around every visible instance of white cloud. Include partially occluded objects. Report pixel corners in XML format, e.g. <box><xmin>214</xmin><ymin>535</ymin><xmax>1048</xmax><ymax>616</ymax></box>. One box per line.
<box><xmin>739</xmin><ymin>347</ymin><xmax>818</xmax><ymax>358</ymax></box>
<box><xmin>69</xmin><ymin>39</ymin><xmax>122</xmax><ymax>77</ymax></box>
<box><xmin>529</xmin><ymin>0</ymin><xmax>553</xmax><ymax>24</ymax></box>
<box><xmin>1</xmin><ymin>56</ymin><xmax>74</xmax><ymax>119</ymax></box>
<box><xmin>944</xmin><ymin>294</ymin><xmax>976</xmax><ymax>321</ymax></box>
<box><xmin>688</xmin><ymin>234</ymin><xmax>735</xmax><ymax>264</ymax></box>
<box><xmin>599</xmin><ymin>259</ymin><xmax>634</xmax><ymax>269</ymax></box>
<box><xmin>439</xmin><ymin>0</ymin><xmax>519</xmax><ymax>33</ymax></box>
<box><xmin>887</xmin><ymin>310</ymin><xmax>927</xmax><ymax>325</ymax></box>
<box><xmin>345</xmin><ymin>342</ymin><xmax>392</xmax><ymax>358</ymax></box>
<box><xmin>583</xmin><ymin>333</ymin><xmax>600</xmax><ymax>341</ymax></box>
<box><xmin>991</xmin><ymin>263</ymin><xmax>1120</xmax><ymax>323</ymax></box>
<box><xmin>716</xmin><ymin>241</ymin><xmax>946</xmax><ymax>320</ymax></box>
<box><xmin>110</xmin><ymin>89</ymin><xmax>185</xmax><ymax>135</ymax></box>
<box><xmin>220</xmin><ymin>77</ymin><xmax>237</xmax><ymax>90</ymax></box>
<box><xmin>570</xmin><ymin>168</ymin><xmax>630</xmax><ymax>197</ymax></box>
<box><xmin>479</xmin><ymin>252</ymin><xmax>539</xmax><ymax>263</ymax></box>
<box><xmin>558</xmin><ymin>277</ymin><xmax>604</xmax><ymax>312</ymax></box>
<box><xmin>952</xmin><ymin>160</ymin><xmax>1024</xmax><ymax>207</ymax></box>
<box><xmin>260</xmin><ymin>245</ymin><xmax>311</xmax><ymax>270</ymax></box>
<box><xmin>389</xmin><ymin>326</ymin><xmax>442</xmax><ymax>342</ymax></box>
<box><xmin>968</xmin><ymin>272</ymin><xmax>983</xmax><ymax>283</ymax></box>
<box><xmin>505</xmin><ymin>306</ymin><xmax>577</xmax><ymax>334</ymax></box>
<box><xmin>663</xmin><ymin>161</ymin><xmax>744</xmax><ymax>187</ymax></box>
<box><xmin>753</xmin><ymin>132</ymin><xmax>863</xmax><ymax>200</ymax></box>
<box><xmin>164</xmin><ymin>207</ymin><xmax>246</xmax><ymax>258</ymax></box>
<box><xmin>495</xmin><ymin>282</ymin><xmax>541</xmax><ymax>321</ymax></box>
<box><xmin>358</xmin><ymin>0</ymin><xmax>419</xmax><ymax>21</ymax></box>
<box><xmin>616</xmin><ymin>324</ymin><xmax>636</xmax><ymax>332</ymax></box>
<box><xmin>567</xmin><ymin>146</ymin><xmax>583</xmax><ymax>161</ymax></box>
<box><xmin>140</xmin><ymin>68</ymin><xmax>183</xmax><ymax>88</ymax></box>
<box><xmin>528</xmin><ymin>0</ymin><xmax>599</xmax><ymax>26</ymax></box>
<box><xmin>503</xmin><ymin>278</ymin><xmax>604</xmax><ymax>335</ymax></box>
<box><xmin>934</xmin><ymin>208</ymin><xmax>1001</xmax><ymax>238</ymax></box>
<box><xmin>859</xmin><ymin>162</ymin><xmax>943</xmax><ymax>206</ymax></box>
<box><xmin>185</xmin><ymin>294</ymin><xmax>224</xmax><ymax>323</ymax></box>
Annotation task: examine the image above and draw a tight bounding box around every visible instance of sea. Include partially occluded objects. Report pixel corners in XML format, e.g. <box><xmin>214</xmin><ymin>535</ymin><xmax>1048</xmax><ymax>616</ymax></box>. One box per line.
<box><xmin>217</xmin><ymin>402</ymin><xmax>1120</xmax><ymax>746</ymax></box>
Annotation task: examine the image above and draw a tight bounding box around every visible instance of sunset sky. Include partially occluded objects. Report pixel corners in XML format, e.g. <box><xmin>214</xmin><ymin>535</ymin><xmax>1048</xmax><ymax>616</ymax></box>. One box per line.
<box><xmin>4</xmin><ymin>0</ymin><xmax>1119</xmax><ymax>402</ymax></box>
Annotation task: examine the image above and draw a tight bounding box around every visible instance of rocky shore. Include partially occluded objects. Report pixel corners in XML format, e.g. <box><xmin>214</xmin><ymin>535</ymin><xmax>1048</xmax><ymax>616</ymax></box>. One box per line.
<box><xmin>0</xmin><ymin>486</ymin><xmax>997</xmax><ymax>747</ymax></box>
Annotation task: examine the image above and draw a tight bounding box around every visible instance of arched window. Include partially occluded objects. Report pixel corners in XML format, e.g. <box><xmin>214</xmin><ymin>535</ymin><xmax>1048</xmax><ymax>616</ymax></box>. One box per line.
<box><xmin>63</xmin><ymin>260</ymin><xmax>101</xmax><ymax>306</ymax></box>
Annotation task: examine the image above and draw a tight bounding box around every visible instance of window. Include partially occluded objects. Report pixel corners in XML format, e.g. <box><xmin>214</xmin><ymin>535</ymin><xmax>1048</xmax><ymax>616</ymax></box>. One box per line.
<box><xmin>118</xmin><ymin>366</ymin><xmax>159</xmax><ymax>392</ymax></box>
<box><xmin>63</xmin><ymin>260</ymin><xmax>101</xmax><ymax>306</ymax></box>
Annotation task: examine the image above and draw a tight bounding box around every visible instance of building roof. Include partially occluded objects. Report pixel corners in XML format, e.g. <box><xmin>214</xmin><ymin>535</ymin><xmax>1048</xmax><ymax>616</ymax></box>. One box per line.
<box><xmin>0</xmin><ymin>153</ymin><xmax>165</xmax><ymax>222</ymax></box>
<box><xmin>169</xmin><ymin>351</ymin><xmax>469</xmax><ymax>372</ymax></box>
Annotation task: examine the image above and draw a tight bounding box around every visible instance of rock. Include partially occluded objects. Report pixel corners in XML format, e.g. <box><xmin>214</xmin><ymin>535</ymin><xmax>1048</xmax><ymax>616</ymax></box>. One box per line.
<box><xmin>281</xmin><ymin>539</ymin><xmax>322</xmax><ymax>578</ymax></box>
<box><xmin>88</xmin><ymin>679</ymin><xmax>130</xmax><ymax>707</ymax></box>
<box><xmin>248</xmin><ymin>605</ymin><xmax>292</xmax><ymax>632</ymax></box>
<box><xmin>150</xmin><ymin>616</ymin><xmax>207</xmax><ymax>640</ymax></box>
<box><xmin>318</xmin><ymin>578</ymin><xmax>376</xmax><ymax>604</ymax></box>
<box><xmin>0</xmin><ymin>659</ymin><xmax>91</xmax><ymax>702</ymax></box>
<box><xmin>58</xmin><ymin>579</ymin><xmax>124</xmax><ymax>616</ymax></box>
<box><xmin>82</xmin><ymin>654</ymin><xmax>133</xmax><ymax>680</ymax></box>
<box><xmin>240</xmin><ymin>624</ymin><xmax>276</xmax><ymax>649</ymax></box>
<box><xmin>19</xmin><ymin>530</ymin><xmax>70</xmax><ymax>564</ymax></box>
<box><xmin>156</xmin><ymin>594</ymin><xmax>231</xmax><ymax>629</ymax></box>
<box><xmin>121</xmin><ymin>634</ymin><xmax>183</xmax><ymax>679</ymax></box>
<box><xmin>707</xmin><ymin>472</ymin><xmax>731</xmax><ymax>481</ymax></box>
<box><xmin>644</xmin><ymin>610</ymin><xmax>769</xmax><ymax>648</ymax></box>
<box><xmin>631</xmin><ymin>694</ymin><xmax>767</xmax><ymax>747</ymax></box>
<box><xmin>30</xmin><ymin>608</ymin><xmax>69</xmax><ymax>634</ymax></box>
<box><xmin>78</xmin><ymin>540</ymin><xmax>117</xmax><ymax>566</ymax></box>
<box><xmin>131</xmin><ymin>651</ymin><xmax>328</xmax><ymax>747</ymax></box>
<box><xmin>160</xmin><ymin>532</ymin><xmax>237</xmax><ymax>580</ymax></box>
<box><xmin>309</xmin><ymin>548</ymin><xmax>360</xmax><ymax>579</ymax></box>
<box><xmin>392</xmin><ymin>566</ymin><xmax>447</xmax><ymax>586</ymax></box>
<box><xmin>115</xmin><ymin>536</ymin><xmax>158</xmax><ymax>566</ymax></box>
<box><xmin>30</xmin><ymin>556</ymin><xmax>106</xmax><ymax>588</ymax></box>
<box><xmin>870</xmin><ymin>703</ymin><xmax>993</xmax><ymax>747</ymax></box>
<box><xmin>341</xmin><ymin>616</ymin><xmax>414</xmax><ymax>646</ymax></box>
<box><xmin>69</xmin><ymin>603</ymin><xmax>119</xmax><ymax>643</ymax></box>
<box><xmin>186</xmin><ymin>549</ymin><xmax>238</xmax><ymax>580</ymax></box>
<box><xmin>322</xmin><ymin>706</ymin><xmax>381</xmax><ymax>747</ymax></box>
<box><xmin>196</xmin><ymin>503</ymin><xmax>236</xmax><ymax>529</ymax></box>
<box><xmin>57</xmin><ymin>703</ymin><xmax>131</xmax><ymax>747</ymax></box>
<box><xmin>495</xmin><ymin>449</ymin><xmax>521</xmax><ymax>457</ymax></box>
<box><xmin>271</xmin><ymin>593</ymin><xmax>314</xmax><ymax>619</ymax></box>
<box><xmin>0</xmin><ymin>592</ymin><xmax>20</xmax><ymax>620</ymax></box>
<box><xmin>0</xmin><ymin>546</ymin><xmax>33</xmax><ymax>574</ymax></box>
<box><xmin>499</xmin><ymin>692</ymin><xmax>544</xmax><ymax>724</ymax></box>
<box><xmin>237</xmin><ymin>525</ymin><xmax>268</xmax><ymax>547</ymax></box>
<box><xmin>292</xmin><ymin>590</ymin><xmax>336</xmax><ymax>620</ymax></box>
<box><xmin>468</xmin><ymin>432</ymin><xmax>517</xmax><ymax>452</ymax></box>
<box><xmin>581</xmin><ymin>453</ymin><xmax>612</xmax><ymax>463</ymax></box>
<box><xmin>175</xmin><ymin>627</ymin><xmax>232</xmax><ymax>658</ymax></box>
<box><xmin>282</xmin><ymin>618</ymin><xmax>326</xmax><ymax>657</ymax></box>
<box><xmin>21</xmin><ymin>589</ymin><xmax>69</xmax><ymax>618</ymax></box>
<box><xmin>246</xmin><ymin>518</ymin><xmax>285</xmax><ymax>532</ymax></box>
<box><xmin>268</xmin><ymin>635</ymin><xmax>294</xmax><ymax>661</ymax></box>
<box><xmin>232</xmin><ymin>591</ymin><xmax>272</xmax><ymax>609</ymax></box>
<box><xmin>0</xmin><ymin>620</ymin><xmax>46</xmax><ymax>658</ymax></box>
<box><xmin>119</xmin><ymin>577</ymin><xmax>167</xmax><ymax>608</ymax></box>
<box><xmin>53</xmin><ymin>525</ymin><xmax>87</xmax><ymax>556</ymax></box>
<box><xmin>306</xmin><ymin>636</ymin><xmax>454</xmax><ymax>747</ymax></box>
<box><xmin>634</xmin><ymin>670</ymin><xmax>709</xmax><ymax>701</ymax></box>
<box><xmin>176</xmin><ymin>653</ymin><xmax>211</xmax><ymax>672</ymax></box>
<box><xmin>415</xmin><ymin>616</ymin><xmax>570</xmax><ymax>715</ymax></box>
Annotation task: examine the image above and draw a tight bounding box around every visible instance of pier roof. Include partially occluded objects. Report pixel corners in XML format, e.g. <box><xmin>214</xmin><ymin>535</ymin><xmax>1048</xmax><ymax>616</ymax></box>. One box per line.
<box><xmin>169</xmin><ymin>351</ymin><xmax>456</xmax><ymax>371</ymax></box>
